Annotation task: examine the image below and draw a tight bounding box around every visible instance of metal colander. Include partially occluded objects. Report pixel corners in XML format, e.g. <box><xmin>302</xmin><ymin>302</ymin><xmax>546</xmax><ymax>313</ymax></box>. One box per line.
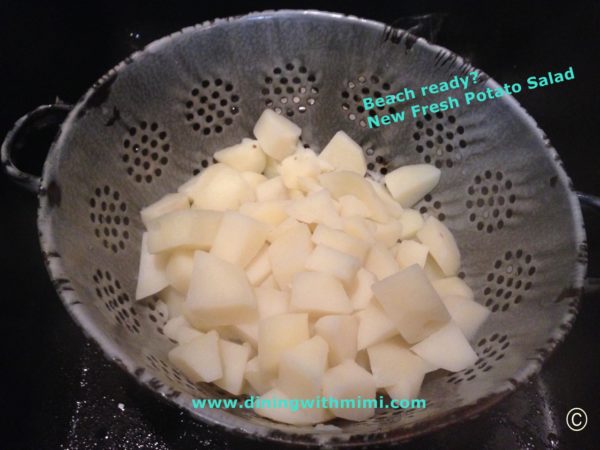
<box><xmin>1</xmin><ymin>10</ymin><xmax>589</xmax><ymax>447</ymax></box>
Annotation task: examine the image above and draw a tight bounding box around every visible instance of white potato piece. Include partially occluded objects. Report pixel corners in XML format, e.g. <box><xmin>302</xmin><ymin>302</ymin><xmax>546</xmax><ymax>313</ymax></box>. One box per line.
<box><xmin>355</xmin><ymin>349</ymin><xmax>371</xmax><ymax>372</ymax></box>
<box><xmin>318</xmin><ymin>131</ymin><xmax>367</xmax><ymax>175</ymax></box>
<box><xmin>255</xmin><ymin>286</ymin><xmax>289</xmax><ymax>319</ymax></box>
<box><xmin>245</xmin><ymin>244</ymin><xmax>272</xmax><ymax>286</ymax></box>
<box><xmin>395</xmin><ymin>240</ymin><xmax>429</xmax><ymax>269</ymax></box>
<box><xmin>290</xmin><ymin>271</ymin><xmax>353</xmax><ymax>316</ymax></box>
<box><xmin>214</xmin><ymin>138</ymin><xmax>267</xmax><ymax>173</ymax></box>
<box><xmin>423</xmin><ymin>256</ymin><xmax>446</xmax><ymax>282</ymax></box>
<box><xmin>258</xmin><ymin>313</ymin><xmax>310</xmax><ymax>374</ymax></box>
<box><xmin>374</xmin><ymin>220</ymin><xmax>404</xmax><ymax>247</ymax></box>
<box><xmin>215</xmin><ymin>339</ymin><xmax>252</xmax><ymax>395</ymax></box>
<box><xmin>168</xmin><ymin>330</ymin><xmax>222</xmax><ymax>382</ymax></box>
<box><xmin>338</xmin><ymin>195</ymin><xmax>370</xmax><ymax>218</ymax></box>
<box><xmin>260</xmin><ymin>274</ymin><xmax>277</xmax><ymax>289</ymax></box>
<box><xmin>432</xmin><ymin>277</ymin><xmax>474</xmax><ymax>301</ymax></box>
<box><xmin>364</xmin><ymin>243</ymin><xmax>401</xmax><ymax>280</ymax></box>
<box><xmin>367</xmin><ymin>179</ymin><xmax>404</xmax><ymax>218</ymax></box>
<box><xmin>240</xmin><ymin>171</ymin><xmax>268</xmax><ymax>189</ymax></box>
<box><xmin>220</xmin><ymin>322</ymin><xmax>260</xmax><ymax>348</ymax></box>
<box><xmin>398</xmin><ymin>209</ymin><xmax>425</xmax><ymax>239</ymax></box>
<box><xmin>268</xmin><ymin>222</ymin><xmax>314</xmax><ymax>290</ymax></box>
<box><xmin>210</xmin><ymin>211</ymin><xmax>269</xmax><ymax>268</ymax></box>
<box><xmin>372</xmin><ymin>264</ymin><xmax>451</xmax><ymax>344</ymax></box>
<box><xmin>342</xmin><ymin>217</ymin><xmax>376</xmax><ymax>243</ymax></box>
<box><xmin>254</xmin><ymin>388</ymin><xmax>332</xmax><ymax>425</ymax></box>
<box><xmin>256</xmin><ymin>176</ymin><xmax>288</xmax><ymax>201</ymax></box>
<box><xmin>297</xmin><ymin>176</ymin><xmax>323</xmax><ymax>194</ymax></box>
<box><xmin>163</xmin><ymin>316</ymin><xmax>203</xmax><ymax>344</ymax></box>
<box><xmin>160</xmin><ymin>287</ymin><xmax>185</xmax><ymax>318</ymax></box>
<box><xmin>135</xmin><ymin>232</ymin><xmax>169</xmax><ymax>300</ymax></box>
<box><xmin>253</xmin><ymin>109</ymin><xmax>301</xmax><ymax>161</ymax></box>
<box><xmin>277</xmin><ymin>335</ymin><xmax>329</xmax><ymax>399</ymax></box>
<box><xmin>311</xmin><ymin>224</ymin><xmax>370</xmax><ymax>262</ymax></box>
<box><xmin>266</xmin><ymin>217</ymin><xmax>300</xmax><ymax>243</ymax></box>
<box><xmin>245</xmin><ymin>356</ymin><xmax>274</xmax><ymax>395</ymax></box>
<box><xmin>280</xmin><ymin>148</ymin><xmax>323</xmax><ymax>189</ymax></box>
<box><xmin>184</xmin><ymin>251</ymin><xmax>256</xmax><ymax>328</ymax></box>
<box><xmin>416</xmin><ymin>216</ymin><xmax>461</xmax><ymax>276</ymax></box>
<box><xmin>178</xmin><ymin>163</ymin><xmax>254</xmax><ymax>211</ymax></box>
<box><xmin>288</xmin><ymin>189</ymin><xmax>305</xmax><ymax>199</ymax></box>
<box><xmin>146</xmin><ymin>209</ymin><xmax>222</xmax><ymax>254</ymax></box>
<box><xmin>264</xmin><ymin>155</ymin><xmax>282</xmax><ymax>178</ymax></box>
<box><xmin>367</xmin><ymin>337</ymin><xmax>427</xmax><ymax>392</ymax></box>
<box><xmin>305</xmin><ymin>245</ymin><xmax>361</xmax><ymax>284</ymax></box>
<box><xmin>322</xmin><ymin>360</ymin><xmax>376</xmax><ymax>421</ymax></box>
<box><xmin>384</xmin><ymin>164</ymin><xmax>441</xmax><ymax>207</ymax></box>
<box><xmin>410</xmin><ymin>322</ymin><xmax>478</xmax><ymax>372</ymax></box>
<box><xmin>286</xmin><ymin>189</ymin><xmax>342</xmax><ymax>229</ymax></box>
<box><xmin>140</xmin><ymin>192</ymin><xmax>189</xmax><ymax>226</ymax></box>
<box><xmin>441</xmin><ymin>295</ymin><xmax>490</xmax><ymax>340</ymax></box>
<box><xmin>349</xmin><ymin>268</ymin><xmax>376</xmax><ymax>310</ymax></box>
<box><xmin>314</xmin><ymin>315</ymin><xmax>358</xmax><ymax>366</ymax></box>
<box><xmin>239</xmin><ymin>200</ymin><xmax>289</xmax><ymax>227</ymax></box>
<box><xmin>165</xmin><ymin>250</ymin><xmax>194</xmax><ymax>294</ymax></box>
<box><xmin>355</xmin><ymin>302</ymin><xmax>398</xmax><ymax>350</ymax></box>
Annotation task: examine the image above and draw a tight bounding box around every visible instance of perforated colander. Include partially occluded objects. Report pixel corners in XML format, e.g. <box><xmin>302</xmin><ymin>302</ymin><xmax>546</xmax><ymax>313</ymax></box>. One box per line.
<box><xmin>1</xmin><ymin>10</ymin><xmax>593</xmax><ymax>447</ymax></box>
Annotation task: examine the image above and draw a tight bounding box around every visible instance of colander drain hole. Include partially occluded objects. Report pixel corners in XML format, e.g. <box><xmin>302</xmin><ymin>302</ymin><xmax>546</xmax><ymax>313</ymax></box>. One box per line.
<box><xmin>185</xmin><ymin>78</ymin><xmax>239</xmax><ymax>134</ymax></box>
<box><xmin>89</xmin><ymin>186</ymin><xmax>130</xmax><ymax>253</ymax></box>
<box><xmin>93</xmin><ymin>269</ymin><xmax>140</xmax><ymax>334</ymax></box>
<box><xmin>123</xmin><ymin>121</ymin><xmax>170</xmax><ymax>184</ymax></box>
<box><xmin>262</xmin><ymin>63</ymin><xmax>318</xmax><ymax>117</ymax></box>
<box><xmin>446</xmin><ymin>333</ymin><xmax>510</xmax><ymax>384</ymax></box>
<box><xmin>413</xmin><ymin>112</ymin><xmax>465</xmax><ymax>168</ymax></box>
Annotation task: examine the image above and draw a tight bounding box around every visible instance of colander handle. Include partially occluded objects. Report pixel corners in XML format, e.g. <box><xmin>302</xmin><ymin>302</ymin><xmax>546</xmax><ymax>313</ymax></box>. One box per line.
<box><xmin>578</xmin><ymin>192</ymin><xmax>600</xmax><ymax>294</ymax></box>
<box><xmin>1</xmin><ymin>103</ymin><xmax>72</xmax><ymax>193</ymax></box>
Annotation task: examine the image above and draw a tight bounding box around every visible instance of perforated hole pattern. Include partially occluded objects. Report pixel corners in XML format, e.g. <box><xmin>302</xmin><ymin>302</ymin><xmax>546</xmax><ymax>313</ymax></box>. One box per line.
<box><xmin>185</xmin><ymin>78</ymin><xmax>240</xmax><ymax>135</ymax></box>
<box><xmin>341</xmin><ymin>74</ymin><xmax>394</xmax><ymax>127</ymax></box>
<box><xmin>93</xmin><ymin>268</ymin><xmax>141</xmax><ymax>334</ymax></box>
<box><xmin>413</xmin><ymin>112</ymin><xmax>466</xmax><ymax>169</ymax></box>
<box><xmin>262</xmin><ymin>63</ymin><xmax>318</xmax><ymax>117</ymax></box>
<box><xmin>122</xmin><ymin>121</ymin><xmax>170</xmax><ymax>183</ymax></box>
<box><xmin>89</xmin><ymin>185</ymin><xmax>130</xmax><ymax>253</ymax></box>
<box><xmin>467</xmin><ymin>171</ymin><xmax>516</xmax><ymax>232</ymax></box>
<box><xmin>447</xmin><ymin>333</ymin><xmax>511</xmax><ymax>384</ymax></box>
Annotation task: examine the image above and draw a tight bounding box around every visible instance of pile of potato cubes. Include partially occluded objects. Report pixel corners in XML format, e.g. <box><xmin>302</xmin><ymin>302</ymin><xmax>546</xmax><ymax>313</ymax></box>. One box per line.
<box><xmin>134</xmin><ymin>109</ymin><xmax>490</xmax><ymax>425</ymax></box>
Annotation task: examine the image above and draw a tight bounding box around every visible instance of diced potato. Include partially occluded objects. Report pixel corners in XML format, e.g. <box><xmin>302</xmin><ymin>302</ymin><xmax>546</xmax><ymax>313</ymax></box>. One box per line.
<box><xmin>280</xmin><ymin>148</ymin><xmax>323</xmax><ymax>189</ymax></box>
<box><xmin>254</xmin><ymin>388</ymin><xmax>332</xmax><ymax>425</ymax></box>
<box><xmin>266</xmin><ymin>217</ymin><xmax>300</xmax><ymax>243</ymax></box>
<box><xmin>372</xmin><ymin>264</ymin><xmax>451</xmax><ymax>344</ymax></box>
<box><xmin>374</xmin><ymin>220</ymin><xmax>404</xmax><ymax>247</ymax></box>
<box><xmin>240</xmin><ymin>171</ymin><xmax>268</xmax><ymax>189</ymax></box>
<box><xmin>146</xmin><ymin>209</ymin><xmax>222</xmax><ymax>254</ymax></box>
<box><xmin>210</xmin><ymin>211</ymin><xmax>269</xmax><ymax>268</ymax></box>
<box><xmin>268</xmin><ymin>223</ymin><xmax>313</xmax><ymax>290</ymax></box>
<box><xmin>163</xmin><ymin>316</ymin><xmax>203</xmax><ymax>344</ymax></box>
<box><xmin>349</xmin><ymin>268</ymin><xmax>376</xmax><ymax>310</ymax></box>
<box><xmin>245</xmin><ymin>356</ymin><xmax>275</xmax><ymax>395</ymax></box>
<box><xmin>410</xmin><ymin>322</ymin><xmax>477</xmax><ymax>372</ymax></box>
<box><xmin>264</xmin><ymin>155</ymin><xmax>282</xmax><ymax>178</ymax></box>
<box><xmin>416</xmin><ymin>216</ymin><xmax>460</xmax><ymax>276</ymax></box>
<box><xmin>318</xmin><ymin>131</ymin><xmax>367</xmax><ymax>176</ymax></box>
<box><xmin>364</xmin><ymin>243</ymin><xmax>400</xmax><ymax>280</ymax></box>
<box><xmin>215</xmin><ymin>339</ymin><xmax>252</xmax><ymax>395</ymax></box>
<box><xmin>367</xmin><ymin>337</ymin><xmax>426</xmax><ymax>393</ymax></box>
<box><xmin>305</xmin><ymin>245</ymin><xmax>361</xmax><ymax>284</ymax></box>
<box><xmin>423</xmin><ymin>256</ymin><xmax>446</xmax><ymax>282</ymax></box>
<box><xmin>297</xmin><ymin>176</ymin><xmax>323</xmax><ymax>194</ymax></box>
<box><xmin>311</xmin><ymin>224</ymin><xmax>370</xmax><ymax>262</ymax></box>
<box><xmin>319</xmin><ymin>171</ymin><xmax>389</xmax><ymax>223</ymax></box>
<box><xmin>440</xmin><ymin>296</ymin><xmax>490</xmax><ymax>340</ymax></box>
<box><xmin>355</xmin><ymin>349</ymin><xmax>371</xmax><ymax>372</ymax></box>
<box><xmin>355</xmin><ymin>302</ymin><xmax>398</xmax><ymax>350</ymax></box>
<box><xmin>395</xmin><ymin>240</ymin><xmax>429</xmax><ymax>269</ymax></box>
<box><xmin>342</xmin><ymin>217</ymin><xmax>376</xmax><ymax>243</ymax></box>
<box><xmin>398</xmin><ymin>209</ymin><xmax>425</xmax><ymax>239</ymax></box>
<box><xmin>286</xmin><ymin>189</ymin><xmax>342</xmax><ymax>230</ymax></box>
<box><xmin>277</xmin><ymin>335</ymin><xmax>329</xmax><ymax>398</ymax></box>
<box><xmin>322</xmin><ymin>360</ymin><xmax>376</xmax><ymax>421</ymax></box>
<box><xmin>214</xmin><ymin>138</ymin><xmax>267</xmax><ymax>173</ymax></box>
<box><xmin>255</xmin><ymin>176</ymin><xmax>288</xmax><ymax>201</ymax></box>
<box><xmin>160</xmin><ymin>287</ymin><xmax>185</xmax><ymax>317</ymax></box>
<box><xmin>140</xmin><ymin>192</ymin><xmax>189</xmax><ymax>227</ymax></box>
<box><xmin>165</xmin><ymin>250</ymin><xmax>194</xmax><ymax>294</ymax></box>
<box><xmin>260</xmin><ymin>274</ymin><xmax>277</xmax><ymax>289</ymax></box>
<box><xmin>290</xmin><ymin>271</ymin><xmax>353</xmax><ymax>316</ymax></box>
<box><xmin>239</xmin><ymin>200</ymin><xmax>289</xmax><ymax>227</ymax></box>
<box><xmin>258</xmin><ymin>313</ymin><xmax>309</xmax><ymax>374</ymax></box>
<box><xmin>253</xmin><ymin>109</ymin><xmax>301</xmax><ymax>161</ymax></box>
<box><xmin>184</xmin><ymin>251</ymin><xmax>256</xmax><ymax>328</ymax></box>
<box><xmin>384</xmin><ymin>164</ymin><xmax>441</xmax><ymax>207</ymax></box>
<box><xmin>314</xmin><ymin>315</ymin><xmax>358</xmax><ymax>366</ymax></box>
<box><xmin>220</xmin><ymin>322</ymin><xmax>259</xmax><ymax>348</ymax></box>
<box><xmin>255</xmin><ymin>286</ymin><xmax>289</xmax><ymax>319</ymax></box>
<box><xmin>246</xmin><ymin>244</ymin><xmax>271</xmax><ymax>286</ymax></box>
<box><xmin>338</xmin><ymin>195</ymin><xmax>370</xmax><ymax>218</ymax></box>
<box><xmin>432</xmin><ymin>277</ymin><xmax>474</xmax><ymax>301</ymax></box>
<box><xmin>367</xmin><ymin>179</ymin><xmax>404</xmax><ymax>218</ymax></box>
<box><xmin>135</xmin><ymin>232</ymin><xmax>169</xmax><ymax>300</ymax></box>
<box><xmin>288</xmin><ymin>188</ymin><xmax>305</xmax><ymax>199</ymax></box>
<box><xmin>168</xmin><ymin>330</ymin><xmax>222</xmax><ymax>382</ymax></box>
<box><xmin>178</xmin><ymin>163</ymin><xmax>254</xmax><ymax>211</ymax></box>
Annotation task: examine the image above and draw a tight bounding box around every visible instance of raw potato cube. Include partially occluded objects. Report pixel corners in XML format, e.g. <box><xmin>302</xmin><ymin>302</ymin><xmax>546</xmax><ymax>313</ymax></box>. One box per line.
<box><xmin>399</xmin><ymin>209</ymin><xmax>424</xmax><ymax>239</ymax></box>
<box><xmin>440</xmin><ymin>295</ymin><xmax>490</xmax><ymax>340</ymax></box>
<box><xmin>364</xmin><ymin>243</ymin><xmax>401</xmax><ymax>280</ymax></box>
<box><xmin>280</xmin><ymin>148</ymin><xmax>323</xmax><ymax>189</ymax></box>
<box><xmin>305</xmin><ymin>245</ymin><xmax>361</xmax><ymax>284</ymax></box>
<box><xmin>168</xmin><ymin>330</ymin><xmax>222</xmax><ymax>382</ymax></box>
<box><xmin>374</xmin><ymin>220</ymin><xmax>404</xmax><ymax>247</ymax></box>
<box><xmin>210</xmin><ymin>211</ymin><xmax>269</xmax><ymax>267</ymax></box>
<box><xmin>384</xmin><ymin>164</ymin><xmax>441</xmax><ymax>207</ymax></box>
<box><xmin>297</xmin><ymin>176</ymin><xmax>324</xmax><ymax>195</ymax></box>
<box><xmin>268</xmin><ymin>223</ymin><xmax>314</xmax><ymax>290</ymax></box>
<box><xmin>319</xmin><ymin>171</ymin><xmax>389</xmax><ymax>223</ymax></box>
<box><xmin>355</xmin><ymin>302</ymin><xmax>398</xmax><ymax>350</ymax></box>
<box><xmin>322</xmin><ymin>360</ymin><xmax>376</xmax><ymax>421</ymax></box>
<box><xmin>140</xmin><ymin>192</ymin><xmax>189</xmax><ymax>227</ymax></box>
<box><xmin>277</xmin><ymin>335</ymin><xmax>329</xmax><ymax>398</ymax></box>
<box><xmin>239</xmin><ymin>201</ymin><xmax>289</xmax><ymax>227</ymax></box>
<box><xmin>253</xmin><ymin>109</ymin><xmax>301</xmax><ymax>161</ymax></box>
<box><xmin>258</xmin><ymin>313</ymin><xmax>310</xmax><ymax>374</ymax></box>
<box><xmin>423</xmin><ymin>256</ymin><xmax>446</xmax><ymax>282</ymax></box>
<box><xmin>266</xmin><ymin>217</ymin><xmax>300</xmax><ymax>243</ymax></box>
<box><xmin>355</xmin><ymin>349</ymin><xmax>371</xmax><ymax>372</ymax></box>
<box><xmin>410</xmin><ymin>322</ymin><xmax>478</xmax><ymax>372</ymax></box>
<box><xmin>314</xmin><ymin>315</ymin><xmax>358</xmax><ymax>366</ymax></box>
<box><xmin>214</xmin><ymin>138</ymin><xmax>267</xmax><ymax>173</ymax></box>
<box><xmin>245</xmin><ymin>356</ymin><xmax>274</xmax><ymax>395</ymax></box>
<box><xmin>160</xmin><ymin>287</ymin><xmax>185</xmax><ymax>317</ymax></box>
<box><xmin>395</xmin><ymin>240</ymin><xmax>429</xmax><ymax>269</ymax></box>
<box><xmin>372</xmin><ymin>264</ymin><xmax>451</xmax><ymax>344</ymax></box>
<box><xmin>163</xmin><ymin>316</ymin><xmax>203</xmax><ymax>344</ymax></box>
<box><xmin>215</xmin><ymin>339</ymin><xmax>252</xmax><ymax>395</ymax></box>
<box><xmin>338</xmin><ymin>195</ymin><xmax>370</xmax><ymax>218</ymax></box>
<box><xmin>263</xmin><ymin>156</ymin><xmax>282</xmax><ymax>178</ymax></box>
<box><xmin>135</xmin><ymin>232</ymin><xmax>169</xmax><ymax>300</ymax></box>
<box><xmin>147</xmin><ymin>209</ymin><xmax>222</xmax><ymax>254</ymax></box>
<box><xmin>432</xmin><ymin>277</ymin><xmax>474</xmax><ymax>301</ymax></box>
<box><xmin>290</xmin><ymin>271</ymin><xmax>353</xmax><ymax>316</ymax></box>
<box><xmin>254</xmin><ymin>388</ymin><xmax>332</xmax><ymax>425</ymax></box>
<box><xmin>367</xmin><ymin>337</ymin><xmax>427</xmax><ymax>392</ymax></box>
<box><xmin>318</xmin><ymin>131</ymin><xmax>367</xmax><ymax>175</ymax></box>
<box><xmin>220</xmin><ymin>322</ymin><xmax>259</xmax><ymax>348</ymax></box>
<box><xmin>416</xmin><ymin>216</ymin><xmax>461</xmax><ymax>276</ymax></box>
<box><xmin>246</xmin><ymin>245</ymin><xmax>272</xmax><ymax>286</ymax></box>
<box><xmin>312</xmin><ymin>224</ymin><xmax>370</xmax><ymax>262</ymax></box>
<box><xmin>286</xmin><ymin>189</ymin><xmax>342</xmax><ymax>230</ymax></box>
<box><xmin>240</xmin><ymin>171</ymin><xmax>268</xmax><ymax>189</ymax></box>
<box><xmin>349</xmin><ymin>268</ymin><xmax>376</xmax><ymax>310</ymax></box>
<box><xmin>256</xmin><ymin>176</ymin><xmax>288</xmax><ymax>201</ymax></box>
<box><xmin>178</xmin><ymin>163</ymin><xmax>254</xmax><ymax>211</ymax></box>
<box><xmin>165</xmin><ymin>250</ymin><xmax>194</xmax><ymax>294</ymax></box>
<box><xmin>255</xmin><ymin>286</ymin><xmax>289</xmax><ymax>319</ymax></box>
<box><xmin>184</xmin><ymin>251</ymin><xmax>257</xmax><ymax>328</ymax></box>
<box><xmin>342</xmin><ymin>217</ymin><xmax>376</xmax><ymax>243</ymax></box>
<box><xmin>367</xmin><ymin>179</ymin><xmax>404</xmax><ymax>218</ymax></box>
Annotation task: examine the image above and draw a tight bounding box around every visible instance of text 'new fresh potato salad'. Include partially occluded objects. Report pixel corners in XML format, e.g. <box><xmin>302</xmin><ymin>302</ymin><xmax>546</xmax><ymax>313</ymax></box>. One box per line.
<box><xmin>135</xmin><ymin>109</ymin><xmax>489</xmax><ymax>425</ymax></box>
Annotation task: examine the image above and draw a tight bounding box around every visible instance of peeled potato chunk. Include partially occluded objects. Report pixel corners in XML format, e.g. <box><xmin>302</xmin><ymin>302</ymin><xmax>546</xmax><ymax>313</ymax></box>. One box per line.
<box><xmin>168</xmin><ymin>330</ymin><xmax>222</xmax><ymax>383</ymax></box>
<box><xmin>253</xmin><ymin>109</ymin><xmax>301</xmax><ymax>161</ymax></box>
<box><xmin>268</xmin><ymin>222</ymin><xmax>314</xmax><ymax>290</ymax></box>
<box><xmin>214</xmin><ymin>138</ymin><xmax>267</xmax><ymax>173</ymax></box>
<box><xmin>258</xmin><ymin>313</ymin><xmax>309</xmax><ymax>375</ymax></box>
<box><xmin>255</xmin><ymin>286</ymin><xmax>289</xmax><ymax>319</ymax></box>
<box><xmin>245</xmin><ymin>356</ymin><xmax>274</xmax><ymax>395</ymax></box>
<box><xmin>322</xmin><ymin>360</ymin><xmax>376</xmax><ymax>421</ymax></box>
<box><xmin>398</xmin><ymin>209</ymin><xmax>424</xmax><ymax>239</ymax></box>
<box><xmin>355</xmin><ymin>302</ymin><xmax>398</xmax><ymax>350</ymax></box>
<box><xmin>286</xmin><ymin>189</ymin><xmax>342</xmax><ymax>230</ymax></box>
<box><xmin>215</xmin><ymin>339</ymin><xmax>252</xmax><ymax>395</ymax></box>
<box><xmin>135</xmin><ymin>232</ymin><xmax>169</xmax><ymax>300</ymax></box>
<box><xmin>280</xmin><ymin>148</ymin><xmax>323</xmax><ymax>189</ymax></box>
<box><xmin>140</xmin><ymin>192</ymin><xmax>189</xmax><ymax>227</ymax></box>
<box><xmin>395</xmin><ymin>239</ymin><xmax>429</xmax><ymax>269</ymax></box>
<box><xmin>384</xmin><ymin>164</ymin><xmax>441</xmax><ymax>207</ymax></box>
<box><xmin>367</xmin><ymin>179</ymin><xmax>404</xmax><ymax>218</ymax></box>
<box><xmin>245</xmin><ymin>244</ymin><xmax>272</xmax><ymax>286</ymax></box>
<box><xmin>311</xmin><ymin>224</ymin><xmax>370</xmax><ymax>262</ymax></box>
<box><xmin>254</xmin><ymin>387</ymin><xmax>332</xmax><ymax>425</ymax></box>
<box><xmin>239</xmin><ymin>200</ymin><xmax>289</xmax><ymax>227</ymax></box>
<box><xmin>163</xmin><ymin>316</ymin><xmax>204</xmax><ymax>344</ymax></box>
<box><xmin>372</xmin><ymin>264</ymin><xmax>451</xmax><ymax>344</ymax></box>
<box><xmin>318</xmin><ymin>131</ymin><xmax>367</xmax><ymax>176</ymax></box>
<box><xmin>338</xmin><ymin>195</ymin><xmax>371</xmax><ymax>218</ymax></box>
<box><xmin>314</xmin><ymin>315</ymin><xmax>358</xmax><ymax>366</ymax></box>
<box><xmin>349</xmin><ymin>268</ymin><xmax>376</xmax><ymax>310</ymax></box>
<box><xmin>432</xmin><ymin>277</ymin><xmax>475</xmax><ymax>301</ymax></box>
<box><xmin>160</xmin><ymin>287</ymin><xmax>185</xmax><ymax>318</ymax></box>
<box><xmin>416</xmin><ymin>216</ymin><xmax>461</xmax><ymax>276</ymax></box>
<box><xmin>440</xmin><ymin>295</ymin><xmax>490</xmax><ymax>340</ymax></box>
<box><xmin>290</xmin><ymin>271</ymin><xmax>353</xmax><ymax>316</ymax></box>
<box><xmin>305</xmin><ymin>244</ymin><xmax>361</xmax><ymax>284</ymax></box>
<box><xmin>255</xmin><ymin>176</ymin><xmax>288</xmax><ymax>201</ymax></box>
<box><xmin>364</xmin><ymin>243</ymin><xmax>401</xmax><ymax>280</ymax></box>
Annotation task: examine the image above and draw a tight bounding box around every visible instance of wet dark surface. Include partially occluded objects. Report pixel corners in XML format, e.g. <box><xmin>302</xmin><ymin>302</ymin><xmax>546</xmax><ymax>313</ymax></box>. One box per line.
<box><xmin>0</xmin><ymin>1</ymin><xmax>599</xmax><ymax>449</ymax></box>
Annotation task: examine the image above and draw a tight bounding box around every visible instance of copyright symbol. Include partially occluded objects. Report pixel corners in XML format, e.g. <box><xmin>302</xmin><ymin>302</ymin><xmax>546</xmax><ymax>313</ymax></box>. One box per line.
<box><xmin>566</xmin><ymin>407</ymin><xmax>588</xmax><ymax>432</ymax></box>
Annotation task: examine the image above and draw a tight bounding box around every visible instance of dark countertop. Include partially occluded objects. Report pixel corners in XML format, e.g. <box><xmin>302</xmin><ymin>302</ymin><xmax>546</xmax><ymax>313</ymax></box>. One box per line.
<box><xmin>1</xmin><ymin>1</ymin><xmax>599</xmax><ymax>449</ymax></box>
